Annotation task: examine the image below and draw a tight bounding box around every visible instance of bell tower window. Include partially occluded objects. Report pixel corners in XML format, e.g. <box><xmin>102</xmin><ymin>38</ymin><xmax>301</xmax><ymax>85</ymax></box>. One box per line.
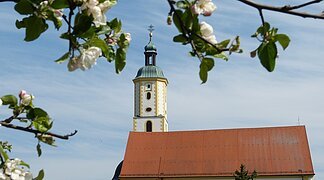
<box><xmin>146</xmin><ymin>83</ymin><xmax>151</xmax><ymax>91</ymax></box>
<box><xmin>146</xmin><ymin>92</ymin><xmax>151</xmax><ymax>100</ymax></box>
<box><xmin>146</xmin><ymin>121</ymin><xmax>152</xmax><ymax>132</ymax></box>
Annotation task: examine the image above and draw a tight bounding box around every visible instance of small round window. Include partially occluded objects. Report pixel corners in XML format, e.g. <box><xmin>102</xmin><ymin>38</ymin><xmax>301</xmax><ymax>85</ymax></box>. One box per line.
<box><xmin>146</xmin><ymin>107</ymin><xmax>152</xmax><ymax>112</ymax></box>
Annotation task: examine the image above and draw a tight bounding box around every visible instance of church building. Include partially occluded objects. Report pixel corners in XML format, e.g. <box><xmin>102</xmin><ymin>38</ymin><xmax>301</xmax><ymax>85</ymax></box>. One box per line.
<box><xmin>112</xmin><ymin>30</ymin><xmax>315</xmax><ymax>180</ymax></box>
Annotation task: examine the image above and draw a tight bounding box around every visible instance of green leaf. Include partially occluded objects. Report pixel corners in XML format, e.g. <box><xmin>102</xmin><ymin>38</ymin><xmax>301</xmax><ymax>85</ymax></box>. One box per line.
<box><xmin>199</xmin><ymin>58</ymin><xmax>214</xmax><ymax>83</ymax></box>
<box><xmin>37</xmin><ymin>135</ymin><xmax>56</xmax><ymax>146</ymax></box>
<box><xmin>191</xmin><ymin>14</ymin><xmax>199</xmax><ymax>34</ymax></box>
<box><xmin>115</xmin><ymin>48</ymin><xmax>126</xmax><ymax>74</ymax></box>
<box><xmin>34</xmin><ymin>108</ymin><xmax>48</xmax><ymax>117</ymax></box>
<box><xmin>14</xmin><ymin>0</ymin><xmax>34</xmax><ymax>15</ymax></box>
<box><xmin>20</xmin><ymin>160</ymin><xmax>30</xmax><ymax>168</ymax></box>
<box><xmin>34</xmin><ymin>169</ymin><xmax>45</xmax><ymax>180</ymax></box>
<box><xmin>24</xmin><ymin>16</ymin><xmax>48</xmax><ymax>41</ymax></box>
<box><xmin>213</xmin><ymin>52</ymin><xmax>228</xmax><ymax>61</ymax></box>
<box><xmin>252</xmin><ymin>22</ymin><xmax>270</xmax><ymax>37</ymax></box>
<box><xmin>117</xmin><ymin>33</ymin><xmax>129</xmax><ymax>48</ymax></box>
<box><xmin>202</xmin><ymin>58</ymin><xmax>215</xmax><ymax>71</ymax></box>
<box><xmin>172</xmin><ymin>10</ymin><xmax>184</xmax><ymax>33</ymax></box>
<box><xmin>182</xmin><ymin>9</ymin><xmax>193</xmax><ymax>30</ymax></box>
<box><xmin>51</xmin><ymin>0</ymin><xmax>69</xmax><ymax>9</ymax></box>
<box><xmin>1</xmin><ymin>95</ymin><xmax>18</xmax><ymax>106</ymax></box>
<box><xmin>176</xmin><ymin>0</ymin><xmax>188</xmax><ymax>9</ymax></box>
<box><xmin>108</xmin><ymin>18</ymin><xmax>121</xmax><ymax>33</ymax></box>
<box><xmin>96</xmin><ymin>25</ymin><xmax>111</xmax><ymax>35</ymax></box>
<box><xmin>33</xmin><ymin>117</ymin><xmax>52</xmax><ymax>133</ymax></box>
<box><xmin>15</xmin><ymin>19</ymin><xmax>26</xmax><ymax>29</ymax></box>
<box><xmin>54</xmin><ymin>52</ymin><xmax>70</xmax><ymax>63</ymax></box>
<box><xmin>73</xmin><ymin>13</ymin><xmax>93</xmax><ymax>36</ymax></box>
<box><xmin>275</xmin><ymin>34</ymin><xmax>290</xmax><ymax>50</ymax></box>
<box><xmin>173</xmin><ymin>34</ymin><xmax>187</xmax><ymax>43</ymax></box>
<box><xmin>199</xmin><ymin>63</ymin><xmax>208</xmax><ymax>84</ymax></box>
<box><xmin>89</xmin><ymin>37</ymin><xmax>109</xmax><ymax>58</ymax></box>
<box><xmin>36</xmin><ymin>143</ymin><xmax>42</xmax><ymax>157</ymax></box>
<box><xmin>257</xmin><ymin>42</ymin><xmax>277</xmax><ymax>72</ymax></box>
<box><xmin>0</xmin><ymin>145</ymin><xmax>9</xmax><ymax>161</ymax></box>
<box><xmin>47</xmin><ymin>10</ymin><xmax>62</xmax><ymax>30</ymax></box>
<box><xmin>217</xmin><ymin>39</ymin><xmax>230</xmax><ymax>49</ymax></box>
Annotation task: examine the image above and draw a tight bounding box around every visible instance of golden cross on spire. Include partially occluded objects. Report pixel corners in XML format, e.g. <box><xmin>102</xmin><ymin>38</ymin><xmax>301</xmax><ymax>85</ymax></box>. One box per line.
<box><xmin>148</xmin><ymin>25</ymin><xmax>154</xmax><ymax>40</ymax></box>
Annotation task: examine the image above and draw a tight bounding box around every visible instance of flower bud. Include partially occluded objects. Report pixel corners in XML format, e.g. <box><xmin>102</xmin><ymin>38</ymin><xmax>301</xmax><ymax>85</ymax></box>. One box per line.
<box><xmin>19</xmin><ymin>90</ymin><xmax>34</xmax><ymax>106</ymax></box>
<box><xmin>125</xmin><ymin>33</ymin><xmax>132</xmax><ymax>42</ymax></box>
<box><xmin>167</xmin><ymin>15</ymin><xmax>172</xmax><ymax>25</ymax></box>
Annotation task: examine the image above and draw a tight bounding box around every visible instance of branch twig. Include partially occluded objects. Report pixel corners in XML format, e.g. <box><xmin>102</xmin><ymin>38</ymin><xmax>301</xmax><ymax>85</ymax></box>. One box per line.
<box><xmin>0</xmin><ymin>121</ymin><xmax>77</xmax><ymax>140</ymax></box>
<box><xmin>283</xmin><ymin>0</ymin><xmax>322</xmax><ymax>10</ymax></box>
<box><xmin>238</xmin><ymin>0</ymin><xmax>324</xmax><ymax>20</ymax></box>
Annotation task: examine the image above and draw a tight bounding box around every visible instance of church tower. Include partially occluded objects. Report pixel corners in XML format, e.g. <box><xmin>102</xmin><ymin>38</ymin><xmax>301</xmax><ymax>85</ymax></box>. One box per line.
<box><xmin>133</xmin><ymin>26</ymin><xmax>168</xmax><ymax>132</ymax></box>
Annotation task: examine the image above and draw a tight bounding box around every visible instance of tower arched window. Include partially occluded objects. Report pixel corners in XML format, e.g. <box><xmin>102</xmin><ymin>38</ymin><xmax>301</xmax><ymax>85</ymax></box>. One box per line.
<box><xmin>146</xmin><ymin>92</ymin><xmax>151</xmax><ymax>100</ymax></box>
<box><xmin>146</xmin><ymin>121</ymin><xmax>152</xmax><ymax>132</ymax></box>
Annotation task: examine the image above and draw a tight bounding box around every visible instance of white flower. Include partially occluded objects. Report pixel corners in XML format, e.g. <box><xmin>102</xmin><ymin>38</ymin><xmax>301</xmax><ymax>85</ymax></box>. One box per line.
<box><xmin>81</xmin><ymin>0</ymin><xmax>116</xmax><ymax>27</ymax></box>
<box><xmin>192</xmin><ymin>0</ymin><xmax>217</xmax><ymax>16</ymax></box>
<box><xmin>0</xmin><ymin>99</ymin><xmax>3</xmax><ymax>106</ymax></box>
<box><xmin>98</xmin><ymin>0</ymin><xmax>116</xmax><ymax>12</ymax></box>
<box><xmin>125</xmin><ymin>33</ymin><xmax>131</xmax><ymax>42</ymax></box>
<box><xmin>199</xmin><ymin>21</ymin><xmax>217</xmax><ymax>44</ymax></box>
<box><xmin>19</xmin><ymin>90</ymin><xmax>34</xmax><ymax>106</ymax></box>
<box><xmin>79</xmin><ymin>47</ymin><xmax>102</xmax><ymax>70</ymax></box>
<box><xmin>88</xmin><ymin>6</ymin><xmax>106</xmax><ymax>27</ymax></box>
<box><xmin>69</xmin><ymin>47</ymin><xmax>102</xmax><ymax>71</ymax></box>
<box><xmin>1</xmin><ymin>158</ymin><xmax>32</xmax><ymax>180</ymax></box>
<box><xmin>53</xmin><ymin>9</ymin><xmax>63</xmax><ymax>18</ymax></box>
<box><xmin>0</xmin><ymin>172</ymin><xmax>8</xmax><ymax>180</ymax></box>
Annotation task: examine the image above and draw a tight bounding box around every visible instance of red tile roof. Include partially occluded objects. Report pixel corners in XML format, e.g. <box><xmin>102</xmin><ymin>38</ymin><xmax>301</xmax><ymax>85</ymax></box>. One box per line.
<box><xmin>120</xmin><ymin>126</ymin><xmax>314</xmax><ymax>178</ymax></box>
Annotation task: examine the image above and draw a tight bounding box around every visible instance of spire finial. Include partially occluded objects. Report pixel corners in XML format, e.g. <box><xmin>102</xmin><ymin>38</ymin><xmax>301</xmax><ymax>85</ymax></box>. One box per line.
<box><xmin>148</xmin><ymin>25</ymin><xmax>154</xmax><ymax>41</ymax></box>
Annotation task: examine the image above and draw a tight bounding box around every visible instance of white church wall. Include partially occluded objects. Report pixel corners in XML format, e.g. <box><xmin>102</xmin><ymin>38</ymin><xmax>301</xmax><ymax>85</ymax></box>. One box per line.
<box><xmin>134</xmin><ymin>82</ymin><xmax>140</xmax><ymax>116</ymax></box>
<box><xmin>141</xmin><ymin>81</ymin><xmax>156</xmax><ymax>117</ymax></box>
<box><xmin>156</xmin><ymin>81</ymin><xmax>166</xmax><ymax>116</ymax></box>
<box><xmin>135</xmin><ymin>117</ymin><xmax>164</xmax><ymax>132</ymax></box>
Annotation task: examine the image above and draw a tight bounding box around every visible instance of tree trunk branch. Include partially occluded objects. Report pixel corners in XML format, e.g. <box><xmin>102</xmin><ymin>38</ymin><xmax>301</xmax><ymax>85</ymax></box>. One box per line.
<box><xmin>0</xmin><ymin>121</ymin><xmax>77</xmax><ymax>140</ymax></box>
<box><xmin>237</xmin><ymin>0</ymin><xmax>324</xmax><ymax>20</ymax></box>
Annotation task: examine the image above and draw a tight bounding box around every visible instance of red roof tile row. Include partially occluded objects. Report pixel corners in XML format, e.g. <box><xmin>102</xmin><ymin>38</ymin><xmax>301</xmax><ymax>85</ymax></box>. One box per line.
<box><xmin>120</xmin><ymin>126</ymin><xmax>314</xmax><ymax>177</ymax></box>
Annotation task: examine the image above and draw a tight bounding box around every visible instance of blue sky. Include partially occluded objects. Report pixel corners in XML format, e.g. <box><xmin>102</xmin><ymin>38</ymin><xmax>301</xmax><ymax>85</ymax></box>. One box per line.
<box><xmin>1</xmin><ymin>0</ymin><xmax>324</xmax><ymax>179</ymax></box>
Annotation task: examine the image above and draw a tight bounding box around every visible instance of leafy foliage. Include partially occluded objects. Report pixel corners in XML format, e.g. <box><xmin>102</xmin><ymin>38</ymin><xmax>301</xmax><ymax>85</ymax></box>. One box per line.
<box><xmin>234</xmin><ymin>164</ymin><xmax>257</xmax><ymax>180</ymax></box>
<box><xmin>0</xmin><ymin>91</ymin><xmax>76</xmax><ymax>179</ymax></box>
<box><xmin>251</xmin><ymin>22</ymin><xmax>290</xmax><ymax>72</ymax></box>
<box><xmin>13</xmin><ymin>0</ymin><xmax>130</xmax><ymax>73</ymax></box>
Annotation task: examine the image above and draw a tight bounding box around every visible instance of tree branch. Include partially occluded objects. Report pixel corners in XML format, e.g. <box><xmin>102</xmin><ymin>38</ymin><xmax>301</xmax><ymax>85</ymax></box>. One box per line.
<box><xmin>283</xmin><ymin>0</ymin><xmax>323</xmax><ymax>10</ymax></box>
<box><xmin>167</xmin><ymin>0</ymin><xmax>227</xmax><ymax>59</ymax></box>
<box><xmin>237</xmin><ymin>0</ymin><xmax>324</xmax><ymax>20</ymax></box>
<box><xmin>0</xmin><ymin>121</ymin><xmax>77</xmax><ymax>140</ymax></box>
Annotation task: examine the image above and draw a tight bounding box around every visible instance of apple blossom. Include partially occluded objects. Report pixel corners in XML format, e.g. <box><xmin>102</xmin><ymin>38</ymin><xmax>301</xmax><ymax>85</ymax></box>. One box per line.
<box><xmin>81</xmin><ymin>0</ymin><xmax>117</xmax><ymax>27</ymax></box>
<box><xmin>192</xmin><ymin>0</ymin><xmax>217</xmax><ymax>16</ymax></box>
<box><xmin>98</xmin><ymin>0</ymin><xmax>117</xmax><ymax>12</ymax></box>
<box><xmin>1</xmin><ymin>158</ymin><xmax>33</xmax><ymax>180</ymax></box>
<box><xmin>67</xmin><ymin>57</ymin><xmax>82</xmax><ymax>72</ymax></box>
<box><xmin>79</xmin><ymin>47</ymin><xmax>102</xmax><ymax>70</ymax></box>
<box><xmin>19</xmin><ymin>90</ymin><xmax>34</xmax><ymax>106</ymax></box>
<box><xmin>200</xmin><ymin>21</ymin><xmax>217</xmax><ymax>44</ymax></box>
<box><xmin>68</xmin><ymin>47</ymin><xmax>102</xmax><ymax>71</ymax></box>
<box><xmin>53</xmin><ymin>9</ymin><xmax>64</xmax><ymax>20</ymax></box>
<box><xmin>125</xmin><ymin>33</ymin><xmax>132</xmax><ymax>42</ymax></box>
